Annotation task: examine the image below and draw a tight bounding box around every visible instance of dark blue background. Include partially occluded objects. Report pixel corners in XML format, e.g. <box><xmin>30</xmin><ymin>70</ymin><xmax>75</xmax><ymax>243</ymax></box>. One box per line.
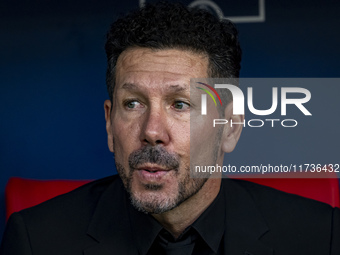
<box><xmin>1</xmin><ymin>0</ymin><xmax>340</xmax><ymax>239</ymax></box>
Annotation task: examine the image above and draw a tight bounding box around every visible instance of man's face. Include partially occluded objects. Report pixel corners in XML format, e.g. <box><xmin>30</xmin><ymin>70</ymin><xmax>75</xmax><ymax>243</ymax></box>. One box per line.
<box><xmin>104</xmin><ymin>47</ymin><xmax>222</xmax><ymax>214</ymax></box>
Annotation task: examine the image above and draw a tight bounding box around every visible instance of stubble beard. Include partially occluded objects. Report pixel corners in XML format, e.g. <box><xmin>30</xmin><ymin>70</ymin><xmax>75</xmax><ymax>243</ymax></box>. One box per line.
<box><xmin>115</xmin><ymin>145</ymin><xmax>208</xmax><ymax>214</ymax></box>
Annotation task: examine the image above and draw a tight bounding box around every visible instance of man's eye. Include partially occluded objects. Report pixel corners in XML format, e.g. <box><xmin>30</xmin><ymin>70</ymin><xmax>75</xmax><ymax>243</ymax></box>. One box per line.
<box><xmin>125</xmin><ymin>100</ymin><xmax>141</xmax><ymax>109</ymax></box>
<box><xmin>173</xmin><ymin>101</ymin><xmax>190</xmax><ymax>110</ymax></box>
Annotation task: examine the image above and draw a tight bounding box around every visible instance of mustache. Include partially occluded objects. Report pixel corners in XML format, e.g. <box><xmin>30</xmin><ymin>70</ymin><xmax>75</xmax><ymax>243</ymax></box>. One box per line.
<box><xmin>128</xmin><ymin>145</ymin><xmax>180</xmax><ymax>170</ymax></box>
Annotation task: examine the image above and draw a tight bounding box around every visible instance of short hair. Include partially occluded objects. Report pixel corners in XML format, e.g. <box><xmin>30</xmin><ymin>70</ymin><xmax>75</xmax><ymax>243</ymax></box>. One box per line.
<box><xmin>105</xmin><ymin>1</ymin><xmax>242</xmax><ymax>102</ymax></box>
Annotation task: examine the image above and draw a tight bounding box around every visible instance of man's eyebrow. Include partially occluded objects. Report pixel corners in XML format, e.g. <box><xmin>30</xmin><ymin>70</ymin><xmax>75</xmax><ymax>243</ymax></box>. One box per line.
<box><xmin>167</xmin><ymin>84</ymin><xmax>188</xmax><ymax>93</ymax></box>
<box><xmin>121</xmin><ymin>83</ymin><xmax>139</xmax><ymax>91</ymax></box>
<box><xmin>120</xmin><ymin>83</ymin><xmax>189</xmax><ymax>93</ymax></box>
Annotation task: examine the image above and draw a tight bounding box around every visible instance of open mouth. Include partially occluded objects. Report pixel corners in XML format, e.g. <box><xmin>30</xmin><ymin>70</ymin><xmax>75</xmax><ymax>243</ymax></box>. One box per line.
<box><xmin>143</xmin><ymin>169</ymin><xmax>160</xmax><ymax>173</ymax></box>
<box><xmin>135</xmin><ymin>166</ymin><xmax>173</xmax><ymax>182</ymax></box>
<box><xmin>142</xmin><ymin>168</ymin><xmax>167</xmax><ymax>173</ymax></box>
<box><xmin>136</xmin><ymin>164</ymin><xmax>171</xmax><ymax>172</ymax></box>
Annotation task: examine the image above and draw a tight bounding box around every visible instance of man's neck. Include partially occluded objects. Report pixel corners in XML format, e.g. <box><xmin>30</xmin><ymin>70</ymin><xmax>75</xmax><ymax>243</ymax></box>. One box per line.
<box><xmin>152</xmin><ymin>178</ymin><xmax>222</xmax><ymax>238</ymax></box>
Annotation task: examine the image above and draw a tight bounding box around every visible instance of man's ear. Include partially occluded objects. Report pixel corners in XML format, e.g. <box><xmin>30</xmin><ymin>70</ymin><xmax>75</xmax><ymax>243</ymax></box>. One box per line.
<box><xmin>221</xmin><ymin>101</ymin><xmax>244</xmax><ymax>153</ymax></box>
<box><xmin>104</xmin><ymin>100</ymin><xmax>114</xmax><ymax>153</ymax></box>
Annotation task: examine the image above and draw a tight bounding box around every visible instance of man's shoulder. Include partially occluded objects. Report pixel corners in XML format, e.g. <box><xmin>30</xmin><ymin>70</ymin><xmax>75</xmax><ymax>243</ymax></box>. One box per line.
<box><xmin>17</xmin><ymin>175</ymin><xmax>124</xmax><ymax>225</ymax></box>
<box><xmin>221</xmin><ymin>178</ymin><xmax>339</xmax><ymax>253</ymax></box>
<box><xmin>2</xmin><ymin>175</ymin><xmax>127</xmax><ymax>254</ymax></box>
<box><xmin>223</xmin><ymin>178</ymin><xmax>336</xmax><ymax>237</ymax></box>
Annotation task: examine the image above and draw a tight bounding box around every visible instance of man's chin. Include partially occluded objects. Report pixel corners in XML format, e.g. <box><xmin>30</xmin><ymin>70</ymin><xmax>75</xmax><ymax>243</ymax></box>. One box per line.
<box><xmin>129</xmin><ymin>188</ymin><xmax>179</xmax><ymax>214</ymax></box>
<box><xmin>128</xmin><ymin>176</ymin><xmax>208</xmax><ymax>214</ymax></box>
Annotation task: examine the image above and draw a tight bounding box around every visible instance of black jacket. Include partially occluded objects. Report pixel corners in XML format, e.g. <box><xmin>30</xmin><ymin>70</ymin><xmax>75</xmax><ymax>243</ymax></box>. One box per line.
<box><xmin>1</xmin><ymin>175</ymin><xmax>339</xmax><ymax>255</ymax></box>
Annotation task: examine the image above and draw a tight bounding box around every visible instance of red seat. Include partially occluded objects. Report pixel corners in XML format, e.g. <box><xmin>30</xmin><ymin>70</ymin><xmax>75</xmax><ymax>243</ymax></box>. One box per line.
<box><xmin>5</xmin><ymin>174</ymin><xmax>340</xmax><ymax>221</ymax></box>
<box><xmin>231</xmin><ymin>170</ymin><xmax>340</xmax><ymax>207</ymax></box>
<box><xmin>236</xmin><ymin>176</ymin><xmax>340</xmax><ymax>207</ymax></box>
<box><xmin>5</xmin><ymin>177</ymin><xmax>91</xmax><ymax>221</ymax></box>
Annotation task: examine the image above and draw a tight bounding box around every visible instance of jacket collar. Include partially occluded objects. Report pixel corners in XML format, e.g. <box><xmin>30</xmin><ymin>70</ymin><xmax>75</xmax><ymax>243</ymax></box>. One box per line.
<box><xmin>222</xmin><ymin>179</ymin><xmax>273</xmax><ymax>255</ymax></box>
<box><xmin>84</xmin><ymin>177</ymin><xmax>139</xmax><ymax>255</ymax></box>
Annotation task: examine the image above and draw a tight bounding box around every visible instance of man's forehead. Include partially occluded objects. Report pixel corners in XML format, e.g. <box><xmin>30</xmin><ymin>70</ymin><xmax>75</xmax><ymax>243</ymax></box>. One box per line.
<box><xmin>116</xmin><ymin>82</ymin><xmax>191</xmax><ymax>98</ymax></box>
<box><xmin>113</xmin><ymin>47</ymin><xmax>209</xmax><ymax>96</ymax></box>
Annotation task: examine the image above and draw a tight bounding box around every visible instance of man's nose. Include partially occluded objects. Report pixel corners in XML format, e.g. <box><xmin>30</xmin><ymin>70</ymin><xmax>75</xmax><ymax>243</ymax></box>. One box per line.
<box><xmin>140</xmin><ymin>107</ymin><xmax>170</xmax><ymax>146</ymax></box>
